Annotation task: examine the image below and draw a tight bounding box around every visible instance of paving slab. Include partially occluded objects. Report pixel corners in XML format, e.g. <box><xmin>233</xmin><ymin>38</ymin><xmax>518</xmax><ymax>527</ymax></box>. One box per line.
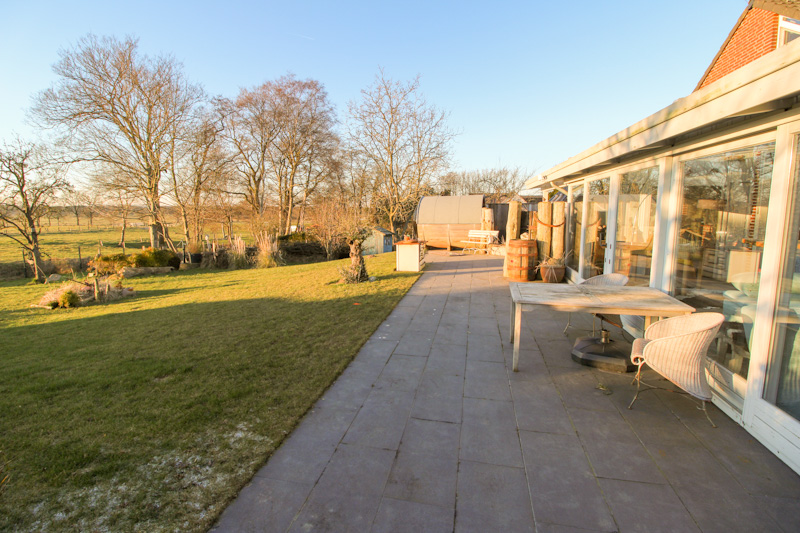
<box><xmin>213</xmin><ymin>252</ymin><xmax>800</xmax><ymax>533</ymax></box>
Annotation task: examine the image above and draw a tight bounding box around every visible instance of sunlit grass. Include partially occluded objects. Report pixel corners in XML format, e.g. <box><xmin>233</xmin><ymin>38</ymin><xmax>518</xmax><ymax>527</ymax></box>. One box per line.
<box><xmin>0</xmin><ymin>253</ymin><xmax>418</xmax><ymax>531</ymax></box>
<box><xmin>0</xmin><ymin>226</ymin><xmax>153</xmax><ymax>263</ymax></box>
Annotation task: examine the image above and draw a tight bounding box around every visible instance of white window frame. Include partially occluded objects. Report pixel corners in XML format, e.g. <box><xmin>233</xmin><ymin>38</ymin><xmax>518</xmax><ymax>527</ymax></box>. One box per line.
<box><xmin>742</xmin><ymin>119</ymin><xmax>800</xmax><ymax>475</ymax></box>
<box><xmin>779</xmin><ymin>16</ymin><xmax>800</xmax><ymax>47</ymax></box>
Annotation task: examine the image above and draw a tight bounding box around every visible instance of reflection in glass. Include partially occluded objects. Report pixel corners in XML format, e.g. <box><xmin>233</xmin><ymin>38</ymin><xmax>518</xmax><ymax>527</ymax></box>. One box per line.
<box><xmin>615</xmin><ymin>167</ymin><xmax>658</xmax><ymax>286</ymax></box>
<box><xmin>764</xmin><ymin>137</ymin><xmax>800</xmax><ymax>421</ymax></box>
<box><xmin>582</xmin><ymin>178</ymin><xmax>610</xmax><ymax>278</ymax></box>
<box><xmin>568</xmin><ymin>187</ymin><xmax>583</xmax><ymax>272</ymax></box>
<box><xmin>676</xmin><ymin>143</ymin><xmax>775</xmax><ymax>379</ymax></box>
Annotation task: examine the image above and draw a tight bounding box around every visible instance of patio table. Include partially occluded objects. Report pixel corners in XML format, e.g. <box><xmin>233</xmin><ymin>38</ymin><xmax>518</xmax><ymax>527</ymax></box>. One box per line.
<box><xmin>509</xmin><ymin>282</ymin><xmax>695</xmax><ymax>371</ymax></box>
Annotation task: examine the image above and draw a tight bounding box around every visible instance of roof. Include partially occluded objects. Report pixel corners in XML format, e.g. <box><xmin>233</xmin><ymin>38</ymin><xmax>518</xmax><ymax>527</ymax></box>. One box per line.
<box><xmin>697</xmin><ymin>1</ymin><xmax>800</xmax><ymax>91</ymax></box>
<box><xmin>415</xmin><ymin>195</ymin><xmax>484</xmax><ymax>224</ymax></box>
<box><xmin>372</xmin><ymin>226</ymin><xmax>393</xmax><ymax>235</ymax></box>
<box><xmin>754</xmin><ymin>0</ymin><xmax>800</xmax><ymax>19</ymax></box>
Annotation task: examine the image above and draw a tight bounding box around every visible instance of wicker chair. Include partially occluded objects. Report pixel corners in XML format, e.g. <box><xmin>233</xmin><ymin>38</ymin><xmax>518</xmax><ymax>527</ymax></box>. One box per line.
<box><xmin>562</xmin><ymin>273</ymin><xmax>630</xmax><ymax>335</ymax></box>
<box><xmin>628</xmin><ymin>312</ymin><xmax>725</xmax><ymax>426</ymax></box>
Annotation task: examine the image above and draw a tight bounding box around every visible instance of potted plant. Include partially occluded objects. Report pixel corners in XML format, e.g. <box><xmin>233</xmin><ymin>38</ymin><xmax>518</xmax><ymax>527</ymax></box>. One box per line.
<box><xmin>538</xmin><ymin>255</ymin><xmax>567</xmax><ymax>283</ymax></box>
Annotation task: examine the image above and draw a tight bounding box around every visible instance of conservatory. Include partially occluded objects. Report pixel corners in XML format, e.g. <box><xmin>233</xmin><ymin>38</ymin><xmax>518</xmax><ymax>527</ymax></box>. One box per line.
<box><xmin>525</xmin><ymin>32</ymin><xmax>800</xmax><ymax>473</ymax></box>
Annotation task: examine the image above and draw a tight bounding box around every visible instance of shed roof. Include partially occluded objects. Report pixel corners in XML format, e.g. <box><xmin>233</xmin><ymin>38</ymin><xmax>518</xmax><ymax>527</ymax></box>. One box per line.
<box><xmin>416</xmin><ymin>195</ymin><xmax>484</xmax><ymax>224</ymax></box>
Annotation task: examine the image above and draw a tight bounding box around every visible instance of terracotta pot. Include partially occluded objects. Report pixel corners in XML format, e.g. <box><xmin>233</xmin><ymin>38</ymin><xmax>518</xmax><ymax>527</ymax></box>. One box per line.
<box><xmin>540</xmin><ymin>265</ymin><xmax>565</xmax><ymax>283</ymax></box>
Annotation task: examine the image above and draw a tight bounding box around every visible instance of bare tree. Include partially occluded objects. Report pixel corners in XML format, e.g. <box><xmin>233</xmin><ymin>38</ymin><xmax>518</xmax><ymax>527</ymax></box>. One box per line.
<box><xmin>220</xmin><ymin>75</ymin><xmax>339</xmax><ymax>236</ymax></box>
<box><xmin>438</xmin><ymin>167</ymin><xmax>532</xmax><ymax>201</ymax></box>
<box><xmin>167</xmin><ymin>108</ymin><xmax>226</xmax><ymax>246</ymax></box>
<box><xmin>62</xmin><ymin>188</ymin><xmax>84</xmax><ymax>227</ymax></box>
<box><xmin>32</xmin><ymin>34</ymin><xmax>204</xmax><ymax>249</ymax></box>
<box><xmin>93</xmin><ymin>165</ymin><xmax>139</xmax><ymax>251</ymax></box>
<box><xmin>0</xmin><ymin>140</ymin><xmax>70</xmax><ymax>281</ymax></box>
<box><xmin>265</xmin><ymin>75</ymin><xmax>338</xmax><ymax>234</ymax></box>
<box><xmin>347</xmin><ymin>71</ymin><xmax>455</xmax><ymax>234</ymax></box>
<box><xmin>218</xmin><ymin>89</ymin><xmax>279</xmax><ymax>233</ymax></box>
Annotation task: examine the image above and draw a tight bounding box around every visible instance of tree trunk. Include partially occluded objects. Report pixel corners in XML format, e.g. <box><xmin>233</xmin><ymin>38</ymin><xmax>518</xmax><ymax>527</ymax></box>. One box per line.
<box><xmin>119</xmin><ymin>216</ymin><xmax>127</xmax><ymax>248</ymax></box>
<box><xmin>537</xmin><ymin>201</ymin><xmax>552</xmax><ymax>261</ymax></box>
<box><xmin>344</xmin><ymin>239</ymin><xmax>368</xmax><ymax>283</ymax></box>
<box><xmin>506</xmin><ymin>201</ymin><xmax>522</xmax><ymax>241</ymax></box>
<box><xmin>30</xmin><ymin>239</ymin><xmax>46</xmax><ymax>283</ymax></box>
<box><xmin>481</xmin><ymin>208</ymin><xmax>494</xmax><ymax>231</ymax></box>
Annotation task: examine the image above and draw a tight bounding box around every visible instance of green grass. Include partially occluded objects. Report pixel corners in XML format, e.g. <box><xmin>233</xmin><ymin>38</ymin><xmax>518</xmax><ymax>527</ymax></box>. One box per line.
<box><xmin>0</xmin><ymin>227</ymin><xmax>154</xmax><ymax>263</ymax></box>
<box><xmin>0</xmin><ymin>253</ymin><xmax>419</xmax><ymax>531</ymax></box>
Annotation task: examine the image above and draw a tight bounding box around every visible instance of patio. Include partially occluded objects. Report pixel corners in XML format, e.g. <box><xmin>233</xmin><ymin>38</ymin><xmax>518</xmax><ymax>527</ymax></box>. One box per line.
<box><xmin>212</xmin><ymin>253</ymin><xmax>800</xmax><ymax>532</ymax></box>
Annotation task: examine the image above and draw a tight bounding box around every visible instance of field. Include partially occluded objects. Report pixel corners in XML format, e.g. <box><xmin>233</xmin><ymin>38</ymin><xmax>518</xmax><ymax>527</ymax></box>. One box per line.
<box><xmin>0</xmin><ymin>225</ymin><xmax>152</xmax><ymax>263</ymax></box>
<box><xmin>0</xmin><ymin>253</ymin><xmax>419</xmax><ymax>531</ymax></box>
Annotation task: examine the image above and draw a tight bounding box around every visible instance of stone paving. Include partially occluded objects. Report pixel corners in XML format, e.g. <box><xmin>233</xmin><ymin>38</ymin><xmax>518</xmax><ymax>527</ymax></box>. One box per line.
<box><xmin>212</xmin><ymin>252</ymin><xmax>800</xmax><ymax>533</ymax></box>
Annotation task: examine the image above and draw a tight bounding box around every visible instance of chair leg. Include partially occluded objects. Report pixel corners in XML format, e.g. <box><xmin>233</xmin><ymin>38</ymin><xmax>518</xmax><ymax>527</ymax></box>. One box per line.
<box><xmin>701</xmin><ymin>400</ymin><xmax>717</xmax><ymax>428</ymax></box>
<box><xmin>563</xmin><ymin>313</ymin><xmax>572</xmax><ymax>335</ymax></box>
<box><xmin>628</xmin><ymin>365</ymin><xmax>643</xmax><ymax>409</ymax></box>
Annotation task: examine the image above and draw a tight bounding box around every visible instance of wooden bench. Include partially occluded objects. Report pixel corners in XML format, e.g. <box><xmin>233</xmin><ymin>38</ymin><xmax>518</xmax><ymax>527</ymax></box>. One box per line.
<box><xmin>461</xmin><ymin>230</ymin><xmax>499</xmax><ymax>253</ymax></box>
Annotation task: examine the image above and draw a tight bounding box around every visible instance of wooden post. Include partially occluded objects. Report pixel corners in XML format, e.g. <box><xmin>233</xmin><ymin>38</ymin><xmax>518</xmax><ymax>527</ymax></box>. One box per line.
<box><xmin>552</xmin><ymin>201</ymin><xmax>566</xmax><ymax>260</ymax></box>
<box><xmin>537</xmin><ymin>201</ymin><xmax>552</xmax><ymax>262</ymax></box>
<box><xmin>506</xmin><ymin>201</ymin><xmax>522</xmax><ymax>241</ymax></box>
<box><xmin>481</xmin><ymin>208</ymin><xmax>494</xmax><ymax>231</ymax></box>
<box><xmin>447</xmin><ymin>223</ymin><xmax>451</xmax><ymax>251</ymax></box>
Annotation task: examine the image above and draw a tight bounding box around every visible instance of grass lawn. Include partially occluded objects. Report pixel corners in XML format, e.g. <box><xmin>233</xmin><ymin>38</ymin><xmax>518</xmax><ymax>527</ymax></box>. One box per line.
<box><xmin>0</xmin><ymin>253</ymin><xmax>420</xmax><ymax>531</ymax></box>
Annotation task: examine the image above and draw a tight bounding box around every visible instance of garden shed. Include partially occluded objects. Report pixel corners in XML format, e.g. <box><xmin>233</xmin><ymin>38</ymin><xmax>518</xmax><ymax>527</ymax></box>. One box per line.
<box><xmin>361</xmin><ymin>226</ymin><xmax>394</xmax><ymax>255</ymax></box>
<box><xmin>415</xmin><ymin>194</ymin><xmax>485</xmax><ymax>249</ymax></box>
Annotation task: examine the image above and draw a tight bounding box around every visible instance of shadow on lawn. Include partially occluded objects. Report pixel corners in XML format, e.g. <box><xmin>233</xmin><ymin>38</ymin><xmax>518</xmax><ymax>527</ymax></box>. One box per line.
<box><xmin>0</xmin><ymin>284</ymin><xmax>413</xmax><ymax>530</ymax></box>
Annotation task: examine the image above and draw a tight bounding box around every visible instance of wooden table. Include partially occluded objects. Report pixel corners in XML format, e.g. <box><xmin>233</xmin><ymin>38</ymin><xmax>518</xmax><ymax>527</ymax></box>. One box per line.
<box><xmin>509</xmin><ymin>283</ymin><xmax>695</xmax><ymax>371</ymax></box>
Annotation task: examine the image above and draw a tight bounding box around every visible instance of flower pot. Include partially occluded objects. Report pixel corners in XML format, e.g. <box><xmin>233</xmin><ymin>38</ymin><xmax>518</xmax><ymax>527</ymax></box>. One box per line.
<box><xmin>540</xmin><ymin>265</ymin><xmax>565</xmax><ymax>283</ymax></box>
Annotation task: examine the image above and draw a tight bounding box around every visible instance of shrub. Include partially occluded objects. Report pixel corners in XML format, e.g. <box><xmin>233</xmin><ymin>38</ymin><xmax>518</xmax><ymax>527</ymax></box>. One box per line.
<box><xmin>89</xmin><ymin>253</ymin><xmax>131</xmax><ymax>275</ymax></box>
<box><xmin>278</xmin><ymin>231</ymin><xmax>309</xmax><ymax>243</ymax></box>
<box><xmin>255</xmin><ymin>232</ymin><xmax>283</xmax><ymax>268</ymax></box>
<box><xmin>130</xmin><ymin>248</ymin><xmax>180</xmax><ymax>269</ymax></box>
<box><xmin>150</xmin><ymin>249</ymin><xmax>181</xmax><ymax>270</ymax></box>
<box><xmin>58</xmin><ymin>290</ymin><xmax>81</xmax><ymax>308</ymax></box>
<box><xmin>228</xmin><ymin>236</ymin><xmax>252</xmax><ymax>270</ymax></box>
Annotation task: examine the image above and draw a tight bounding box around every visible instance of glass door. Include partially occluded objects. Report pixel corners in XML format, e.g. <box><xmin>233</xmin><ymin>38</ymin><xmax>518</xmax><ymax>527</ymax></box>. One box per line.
<box><xmin>614</xmin><ymin>166</ymin><xmax>659</xmax><ymax>286</ymax></box>
<box><xmin>582</xmin><ymin>178</ymin><xmax>610</xmax><ymax>279</ymax></box>
<box><xmin>745</xmin><ymin>124</ymin><xmax>800</xmax><ymax>475</ymax></box>
<box><xmin>673</xmin><ymin>143</ymin><xmax>775</xmax><ymax>413</ymax></box>
<box><xmin>567</xmin><ymin>184</ymin><xmax>583</xmax><ymax>273</ymax></box>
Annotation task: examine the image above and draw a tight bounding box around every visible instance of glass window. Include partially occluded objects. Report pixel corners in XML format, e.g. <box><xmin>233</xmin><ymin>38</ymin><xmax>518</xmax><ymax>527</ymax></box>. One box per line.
<box><xmin>676</xmin><ymin>143</ymin><xmax>775</xmax><ymax>378</ymax></box>
<box><xmin>614</xmin><ymin>167</ymin><xmax>658</xmax><ymax>286</ymax></box>
<box><xmin>764</xmin><ymin>136</ymin><xmax>800</xmax><ymax>421</ymax></box>
<box><xmin>582</xmin><ymin>178</ymin><xmax>610</xmax><ymax>279</ymax></box>
<box><xmin>568</xmin><ymin>186</ymin><xmax>583</xmax><ymax>272</ymax></box>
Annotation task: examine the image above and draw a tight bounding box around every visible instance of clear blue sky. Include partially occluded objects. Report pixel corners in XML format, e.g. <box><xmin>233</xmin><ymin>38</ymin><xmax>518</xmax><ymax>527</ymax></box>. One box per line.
<box><xmin>1</xmin><ymin>0</ymin><xmax>744</xmax><ymax>174</ymax></box>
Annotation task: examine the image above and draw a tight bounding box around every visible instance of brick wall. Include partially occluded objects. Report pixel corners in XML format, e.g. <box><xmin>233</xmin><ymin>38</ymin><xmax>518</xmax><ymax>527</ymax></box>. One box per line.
<box><xmin>697</xmin><ymin>8</ymin><xmax>779</xmax><ymax>90</ymax></box>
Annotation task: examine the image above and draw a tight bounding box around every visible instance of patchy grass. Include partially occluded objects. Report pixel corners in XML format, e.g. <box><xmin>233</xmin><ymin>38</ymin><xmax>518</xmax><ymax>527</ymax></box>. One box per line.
<box><xmin>0</xmin><ymin>253</ymin><xmax>419</xmax><ymax>531</ymax></box>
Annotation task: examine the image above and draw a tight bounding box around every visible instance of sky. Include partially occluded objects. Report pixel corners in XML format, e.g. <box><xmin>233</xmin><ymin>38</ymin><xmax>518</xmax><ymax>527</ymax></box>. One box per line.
<box><xmin>0</xmin><ymin>0</ymin><xmax>745</xmax><ymax>176</ymax></box>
